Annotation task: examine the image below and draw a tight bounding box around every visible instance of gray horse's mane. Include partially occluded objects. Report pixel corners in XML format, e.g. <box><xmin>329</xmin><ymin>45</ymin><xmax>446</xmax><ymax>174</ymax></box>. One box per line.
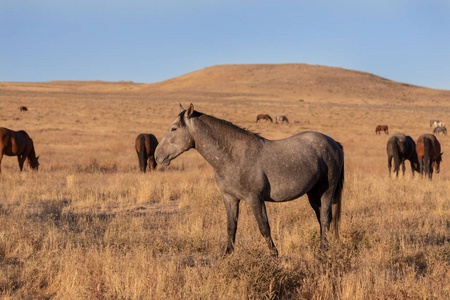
<box><xmin>180</xmin><ymin>110</ymin><xmax>262</xmax><ymax>140</ymax></box>
<box><xmin>200</xmin><ymin>112</ymin><xmax>263</xmax><ymax>140</ymax></box>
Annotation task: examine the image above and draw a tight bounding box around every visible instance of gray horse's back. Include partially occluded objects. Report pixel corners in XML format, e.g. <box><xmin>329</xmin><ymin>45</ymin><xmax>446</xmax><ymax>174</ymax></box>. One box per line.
<box><xmin>261</xmin><ymin>131</ymin><xmax>343</xmax><ymax>202</ymax></box>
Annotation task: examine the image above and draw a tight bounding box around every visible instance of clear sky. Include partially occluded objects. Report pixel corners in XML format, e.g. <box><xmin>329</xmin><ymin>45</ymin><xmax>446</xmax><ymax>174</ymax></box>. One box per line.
<box><xmin>1</xmin><ymin>0</ymin><xmax>450</xmax><ymax>90</ymax></box>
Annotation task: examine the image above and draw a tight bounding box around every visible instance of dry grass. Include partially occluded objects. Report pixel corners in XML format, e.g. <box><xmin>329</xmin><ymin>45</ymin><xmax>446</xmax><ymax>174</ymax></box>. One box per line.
<box><xmin>0</xmin><ymin>65</ymin><xmax>449</xmax><ymax>299</ymax></box>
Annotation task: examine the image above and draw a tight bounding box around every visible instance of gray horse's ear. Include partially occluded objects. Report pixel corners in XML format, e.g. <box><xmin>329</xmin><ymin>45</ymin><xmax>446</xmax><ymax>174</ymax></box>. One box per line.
<box><xmin>179</xmin><ymin>103</ymin><xmax>185</xmax><ymax>112</ymax></box>
<box><xmin>186</xmin><ymin>103</ymin><xmax>194</xmax><ymax>118</ymax></box>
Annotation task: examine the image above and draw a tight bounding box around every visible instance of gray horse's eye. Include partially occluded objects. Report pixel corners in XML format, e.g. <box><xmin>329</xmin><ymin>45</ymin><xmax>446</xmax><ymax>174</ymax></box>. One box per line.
<box><xmin>171</xmin><ymin>127</ymin><xmax>177</xmax><ymax>131</ymax></box>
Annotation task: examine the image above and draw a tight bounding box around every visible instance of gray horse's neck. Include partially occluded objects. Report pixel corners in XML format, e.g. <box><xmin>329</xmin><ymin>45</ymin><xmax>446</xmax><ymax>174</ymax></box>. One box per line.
<box><xmin>191</xmin><ymin>114</ymin><xmax>263</xmax><ymax>169</ymax></box>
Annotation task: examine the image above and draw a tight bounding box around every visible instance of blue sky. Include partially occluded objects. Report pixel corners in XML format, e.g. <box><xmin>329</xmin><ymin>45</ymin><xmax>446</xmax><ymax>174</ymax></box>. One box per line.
<box><xmin>1</xmin><ymin>0</ymin><xmax>450</xmax><ymax>89</ymax></box>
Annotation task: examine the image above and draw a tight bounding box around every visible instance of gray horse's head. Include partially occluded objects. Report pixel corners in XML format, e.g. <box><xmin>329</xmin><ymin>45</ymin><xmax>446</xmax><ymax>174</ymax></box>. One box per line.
<box><xmin>155</xmin><ymin>104</ymin><xmax>196</xmax><ymax>166</ymax></box>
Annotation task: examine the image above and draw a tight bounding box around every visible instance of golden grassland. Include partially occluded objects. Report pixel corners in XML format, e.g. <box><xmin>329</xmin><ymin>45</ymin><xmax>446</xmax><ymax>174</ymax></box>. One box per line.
<box><xmin>0</xmin><ymin>68</ymin><xmax>449</xmax><ymax>299</ymax></box>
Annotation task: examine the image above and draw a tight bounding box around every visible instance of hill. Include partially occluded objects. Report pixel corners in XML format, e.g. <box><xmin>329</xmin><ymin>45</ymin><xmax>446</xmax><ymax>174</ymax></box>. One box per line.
<box><xmin>1</xmin><ymin>64</ymin><xmax>449</xmax><ymax>105</ymax></box>
<box><xmin>147</xmin><ymin>64</ymin><xmax>450</xmax><ymax>105</ymax></box>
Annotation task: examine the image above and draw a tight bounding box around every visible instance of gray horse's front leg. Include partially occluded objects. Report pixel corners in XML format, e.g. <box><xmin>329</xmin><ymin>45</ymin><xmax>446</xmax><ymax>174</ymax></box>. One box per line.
<box><xmin>222</xmin><ymin>193</ymin><xmax>240</xmax><ymax>255</ymax></box>
<box><xmin>249</xmin><ymin>198</ymin><xmax>278</xmax><ymax>256</ymax></box>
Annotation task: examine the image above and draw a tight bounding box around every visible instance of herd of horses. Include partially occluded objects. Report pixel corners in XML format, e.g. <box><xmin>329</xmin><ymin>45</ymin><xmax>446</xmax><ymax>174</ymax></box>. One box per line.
<box><xmin>1</xmin><ymin>107</ymin><xmax>445</xmax><ymax>255</ymax></box>
<box><xmin>383</xmin><ymin>119</ymin><xmax>445</xmax><ymax>180</ymax></box>
<box><xmin>256</xmin><ymin>114</ymin><xmax>289</xmax><ymax>124</ymax></box>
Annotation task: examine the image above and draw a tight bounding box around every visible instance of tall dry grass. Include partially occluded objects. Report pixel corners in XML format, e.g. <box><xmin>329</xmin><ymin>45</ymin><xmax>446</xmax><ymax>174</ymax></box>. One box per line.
<box><xmin>0</xmin><ymin>84</ymin><xmax>449</xmax><ymax>299</ymax></box>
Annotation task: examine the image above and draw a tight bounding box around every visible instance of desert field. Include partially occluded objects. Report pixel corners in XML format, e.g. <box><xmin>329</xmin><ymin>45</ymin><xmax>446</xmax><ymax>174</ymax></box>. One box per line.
<box><xmin>0</xmin><ymin>64</ymin><xmax>449</xmax><ymax>299</ymax></box>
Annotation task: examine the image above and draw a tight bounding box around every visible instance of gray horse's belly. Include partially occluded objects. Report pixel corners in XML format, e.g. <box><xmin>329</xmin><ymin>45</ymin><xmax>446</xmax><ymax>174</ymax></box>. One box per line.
<box><xmin>266</xmin><ymin>171</ymin><xmax>319</xmax><ymax>202</ymax></box>
<box><xmin>261</xmin><ymin>132</ymin><xmax>332</xmax><ymax>202</ymax></box>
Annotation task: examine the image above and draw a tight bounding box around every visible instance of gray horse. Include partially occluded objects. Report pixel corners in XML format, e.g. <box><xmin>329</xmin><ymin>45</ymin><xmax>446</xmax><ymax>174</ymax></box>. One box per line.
<box><xmin>433</xmin><ymin>126</ymin><xmax>447</xmax><ymax>136</ymax></box>
<box><xmin>275</xmin><ymin>115</ymin><xmax>289</xmax><ymax>124</ymax></box>
<box><xmin>155</xmin><ymin>104</ymin><xmax>344</xmax><ymax>256</ymax></box>
<box><xmin>386</xmin><ymin>133</ymin><xmax>420</xmax><ymax>177</ymax></box>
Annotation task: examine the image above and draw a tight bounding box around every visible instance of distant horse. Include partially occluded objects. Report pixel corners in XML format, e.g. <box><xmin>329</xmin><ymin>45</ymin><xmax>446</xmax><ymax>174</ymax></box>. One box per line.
<box><xmin>375</xmin><ymin>125</ymin><xmax>389</xmax><ymax>135</ymax></box>
<box><xmin>135</xmin><ymin>133</ymin><xmax>159</xmax><ymax>172</ymax></box>
<box><xmin>430</xmin><ymin>120</ymin><xmax>445</xmax><ymax>128</ymax></box>
<box><xmin>386</xmin><ymin>133</ymin><xmax>420</xmax><ymax>177</ymax></box>
<box><xmin>433</xmin><ymin>126</ymin><xmax>447</xmax><ymax>135</ymax></box>
<box><xmin>19</xmin><ymin>106</ymin><xmax>28</xmax><ymax>112</ymax></box>
<box><xmin>0</xmin><ymin>127</ymin><xmax>39</xmax><ymax>173</ymax></box>
<box><xmin>256</xmin><ymin>114</ymin><xmax>273</xmax><ymax>123</ymax></box>
<box><xmin>275</xmin><ymin>115</ymin><xmax>289</xmax><ymax>124</ymax></box>
<box><xmin>430</xmin><ymin>120</ymin><xmax>440</xmax><ymax>127</ymax></box>
<box><xmin>155</xmin><ymin>104</ymin><xmax>344</xmax><ymax>256</ymax></box>
<box><xmin>416</xmin><ymin>134</ymin><xmax>442</xmax><ymax>180</ymax></box>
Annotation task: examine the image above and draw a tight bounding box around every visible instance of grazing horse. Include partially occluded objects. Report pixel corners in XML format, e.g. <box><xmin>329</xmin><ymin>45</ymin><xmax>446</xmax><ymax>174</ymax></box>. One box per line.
<box><xmin>433</xmin><ymin>126</ymin><xmax>447</xmax><ymax>136</ymax></box>
<box><xmin>416</xmin><ymin>134</ymin><xmax>442</xmax><ymax>180</ymax></box>
<box><xmin>256</xmin><ymin>114</ymin><xmax>273</xmax><ymax>123</ymax></box>
<box><xmin>386</xmin><ymin>133</ymin><xmax>420</xmax><ymax>177</ymax></box>
<box><xmin>19</xmin><ymin>106</ymin><xmax>28</xmax><ymax>112</ymax></box>
<box><xmin>275</xmin><ymin>115</ymin><xmax>289</xmax><ymax>124</ymax></box>
<box><xmin>155</xmin><ymin>104</ymin><xmax>344</xmax><ymax>256</ymax></box>
<box><xmin>135</xmin><ymin>133</ymin><xmax>159</xmax><ymax>172</ymax></box>
<box><xmin>375</xmin><ymin>125</ymin><xmax>389</xmax><ymax>135</ymax></box>
<box><xmin>0</xmin><ymin>127</ymin><xmax>39</xmax><ymax>173</ymax></box>
<box><xmin>430</xmin><ymin>120</ymin><xmax>440</xmax><ymax>127</ymax></box>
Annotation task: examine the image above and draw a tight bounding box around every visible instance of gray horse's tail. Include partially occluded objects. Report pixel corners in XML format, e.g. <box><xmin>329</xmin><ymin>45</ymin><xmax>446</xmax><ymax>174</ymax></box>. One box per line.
<box><xmin>391</xmin><ymin>136</ymin><xmax>401</xmax><ymax>173</ymax></box>
<box><xmin>138</xmin><ymin>135</ymin><xmax>148</xmax><ymax>172</ymax></box>
<box><xmin>332</xmin><ymin>143</ymin><xmax>344</xmax><ymax>239</ymax></box>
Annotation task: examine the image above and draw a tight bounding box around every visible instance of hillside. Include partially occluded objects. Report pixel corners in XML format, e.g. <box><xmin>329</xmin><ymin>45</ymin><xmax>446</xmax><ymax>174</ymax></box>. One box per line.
<box><xmin>1</xmin><ymin>64</ymin><xmax>449</xmax><ymax>105</ymax></box>
<box><xmin>147</xmin><ymin>64</ymin><xmax>450</xmax><ymax>105</ymax></box>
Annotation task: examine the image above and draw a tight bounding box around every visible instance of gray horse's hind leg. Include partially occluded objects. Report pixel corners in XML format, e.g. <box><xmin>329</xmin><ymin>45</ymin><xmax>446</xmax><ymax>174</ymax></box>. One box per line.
<box><xmin>307</xmin><ymin>188</ymin><xmax>321</xmax><ymax>228</ymax></box>
<box><xmin>222</xmin><ymin>193</ymin><xmax>240</xmax><ymax>255</ymax></box>
<box><xmin>308</xmin><ymin>186</ymin><xmax>333</xmax><ymax>250</ymax></box>
<box><xmin>249</xmin><ymin>198</ymin><xmax>278</xmax><ymax>256</ymax></box>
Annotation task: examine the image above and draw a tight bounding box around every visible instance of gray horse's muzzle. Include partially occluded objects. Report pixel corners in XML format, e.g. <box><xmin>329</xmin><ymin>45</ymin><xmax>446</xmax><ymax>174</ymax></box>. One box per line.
<box><xmin>154</xmin><ymin>148</ymin><xmax>171</xmax><ymax>166</ymax></box>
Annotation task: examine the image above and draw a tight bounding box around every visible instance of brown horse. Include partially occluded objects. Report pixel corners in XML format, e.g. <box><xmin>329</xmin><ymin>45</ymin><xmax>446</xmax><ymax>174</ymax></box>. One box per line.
<box><xmin>0</xmin><ymin>127</ymin><xmax>39</xmax><ymax>173</ymax></box>
<box><xmin>19</xmin><ymin>106</ymin><xmax>28</xmax><ymax>112</ymax></box>
<box><xmin>416</xmin><ymin>134</ymin><xmax>442</xmax><ymax>180</ymax></box>
<box><xmin>256</xmin><ymin>114</ymin><xmax>273</xmax><ymax>123</ymax></box>
<box><xmin>135</xmin><ymin>133</ymin><xmax>159</xmax><ymax>172</ymax></box>
<box><xmin>375</xmin><ymin>125</ymin><xmax>389</xmax><ymax>135</ymax></box>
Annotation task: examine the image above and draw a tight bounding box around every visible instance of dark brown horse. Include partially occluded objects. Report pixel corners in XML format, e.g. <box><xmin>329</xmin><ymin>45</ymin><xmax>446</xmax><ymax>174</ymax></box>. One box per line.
<box><xmin>135</xmin><ymin>133</ymin><xmax>159</xmax><ymax>172</ymax></box>
<box><xmin>416</xmin><ymin>134</ymin><xmax>442</xmax><ymax>180</ymax></box>
<box><xmin>19</xmin><ymin>106</ymin><xmax>28</xmax><ymax>112</ymax></box>
<box><xmin>375</xmin><ymin>125</ymin><xmax>389</xmax><ymax>135</ymax></box>
<box><xmin>155</xmin><ymin>104</ymin><xmax>344</xmax><ymax>256</ymax></box>
<box><xmin>256</xmin><ymin>114</ymin><xmax>273</xmax><ymax>123</ymax></box>
<box><xmin>0</xmin><ymin>127</ymin><xmax>39</xmax><ymax>173</ymax></box>
<box><xmin>386</xmin><ymin>133</ymin><xmax>419</xmax><ymax>177</ymax></box>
